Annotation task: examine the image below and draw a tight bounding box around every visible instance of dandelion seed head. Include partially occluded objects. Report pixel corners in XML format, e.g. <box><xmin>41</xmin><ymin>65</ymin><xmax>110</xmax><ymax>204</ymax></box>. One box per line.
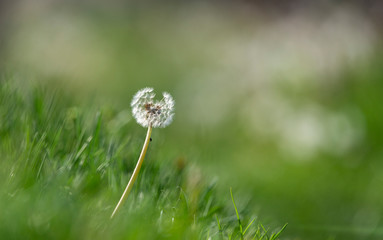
<box><xmin>131</xmin><ymin>88</ymin><xmax>175</xmax><ymax>128</ymax></box>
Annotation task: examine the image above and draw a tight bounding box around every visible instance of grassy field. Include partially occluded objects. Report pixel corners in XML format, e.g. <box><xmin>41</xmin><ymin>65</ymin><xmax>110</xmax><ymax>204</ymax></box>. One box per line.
<box><xmin>2</xmin><ymin>2</ymin><xmax>383</xmax><ymax>239</ymax></box>
<box><xmin>0</xmin><ymin>79</ymin><xmax>286</xmax><ymax>239</ymax></box>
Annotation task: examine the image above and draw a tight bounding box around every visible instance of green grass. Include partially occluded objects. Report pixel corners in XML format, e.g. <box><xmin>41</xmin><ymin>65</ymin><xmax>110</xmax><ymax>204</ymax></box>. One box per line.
<box><xmin>0</xmin><ymin>79</ymin><xmax>285</xmax><ymax>239</ymax></box>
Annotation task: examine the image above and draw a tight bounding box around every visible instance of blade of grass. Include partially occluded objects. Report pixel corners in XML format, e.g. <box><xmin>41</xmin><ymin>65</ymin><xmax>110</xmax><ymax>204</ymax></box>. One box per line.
<box><xmin>259</xmin><ymin>224</ymin><xmax>269</xmax><ymax>240</ymax></box>
<box><xmin>230</xmin><ymin>187</ymin><xmax>243</xmax><ymax>240</ymax></box>
<box><xmin>252</xmin><ymin>225</ymin><xmax>261</xmax><ymax>240</ymax></box>
<box><xmin>270</xmin><ymin>223</ymin><xmax>288</xmax><ymax>240</ymax></box>
<box><xmin>244</xmin><ymin>218</ymin><xmax>256</xmax><ymax>235</ymax></box>
<box><xmin>216</xmin><ymin>215</ymin><xmax>224</xmax><ymax>240</ymax></box>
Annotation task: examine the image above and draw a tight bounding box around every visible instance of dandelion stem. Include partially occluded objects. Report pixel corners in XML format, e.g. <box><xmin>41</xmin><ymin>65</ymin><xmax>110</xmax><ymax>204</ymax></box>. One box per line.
<box><xmin>111</xmin><ymin>125</ymin><xmax>153</xmax><ymax>218</ymax></box>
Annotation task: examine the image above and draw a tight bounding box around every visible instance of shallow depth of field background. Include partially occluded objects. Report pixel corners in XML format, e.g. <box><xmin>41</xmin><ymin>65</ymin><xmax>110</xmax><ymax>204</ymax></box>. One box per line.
<box><xmin>1</xmin><ymin>1</ymin><xmax>383</xmax><ymax>239</ymax></box>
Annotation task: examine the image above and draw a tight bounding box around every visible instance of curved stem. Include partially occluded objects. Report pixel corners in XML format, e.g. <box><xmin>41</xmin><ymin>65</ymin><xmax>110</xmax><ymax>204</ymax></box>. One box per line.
<box><xmin>111</xmin><ymin>125</ymin><xmax>152</xmax><ymax>218</ymax></box>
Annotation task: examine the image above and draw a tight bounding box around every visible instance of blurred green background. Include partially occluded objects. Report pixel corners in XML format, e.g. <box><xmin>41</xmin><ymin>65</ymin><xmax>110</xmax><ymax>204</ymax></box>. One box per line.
<box><xmin>1</xmin><ymin>1</ymin><xmax>383</xmax><ymax>239</ymax></box>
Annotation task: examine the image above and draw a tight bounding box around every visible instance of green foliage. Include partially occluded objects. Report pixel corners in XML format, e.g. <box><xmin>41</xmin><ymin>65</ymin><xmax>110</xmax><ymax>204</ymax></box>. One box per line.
<box><xmin>210</xmin><ymin>188</ymin><xmax>286</xmax><ymax>240</ymax></box>
<box><xmin>0</xmin><ymin>80</ymin><xmax>284</xmax><ymax>240</ymax></box>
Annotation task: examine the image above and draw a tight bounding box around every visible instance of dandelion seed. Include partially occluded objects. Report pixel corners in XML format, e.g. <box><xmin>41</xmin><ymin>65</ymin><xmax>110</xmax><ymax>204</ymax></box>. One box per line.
<box><xmin>111</xmin><ymin>88</ymin><xmax>175</xmax><ymax>218</ymax></box>
<box><xmin>131</xmin><ymin>88</ymin><xmax>175</xmax><ymax>128</ymax></box>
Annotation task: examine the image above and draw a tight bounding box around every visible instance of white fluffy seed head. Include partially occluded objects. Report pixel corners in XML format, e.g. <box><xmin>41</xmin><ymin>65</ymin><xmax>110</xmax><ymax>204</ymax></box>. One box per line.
<box><xmin>131</xmin><ymin>88</ymin><xmax>175</xmax><ymax>128</ymax></box>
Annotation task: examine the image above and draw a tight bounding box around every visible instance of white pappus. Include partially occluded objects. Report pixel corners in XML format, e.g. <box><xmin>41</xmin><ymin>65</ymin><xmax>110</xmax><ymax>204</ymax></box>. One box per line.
<box><xmin>131</xmin><ymin>87</ymin><xmax>175</xmax><ymax>128</ymax></box>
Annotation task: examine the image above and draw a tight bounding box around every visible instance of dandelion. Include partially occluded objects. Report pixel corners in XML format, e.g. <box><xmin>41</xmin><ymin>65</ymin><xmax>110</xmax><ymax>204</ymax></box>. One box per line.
<box><xmin>131</xmin><ymin>88</ymin><xmax>175</xmax><ymax>128</ymax></box>
<box><xmin>111</xmin><ymin>88</ymin><xmax>175</xmax><ymax>218</ymax></box>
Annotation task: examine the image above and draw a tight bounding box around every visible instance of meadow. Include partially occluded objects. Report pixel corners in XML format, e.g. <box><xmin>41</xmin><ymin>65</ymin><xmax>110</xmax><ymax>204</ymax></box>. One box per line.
<box><xmin>1</xmin><ymin>1</ymin><xmax>383</xmax><ymax>239</ymax></box>
<box><xmin>0</xmin><ymin>79</ymin><xmax>286</xmax><ymax>239</ymax></box>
